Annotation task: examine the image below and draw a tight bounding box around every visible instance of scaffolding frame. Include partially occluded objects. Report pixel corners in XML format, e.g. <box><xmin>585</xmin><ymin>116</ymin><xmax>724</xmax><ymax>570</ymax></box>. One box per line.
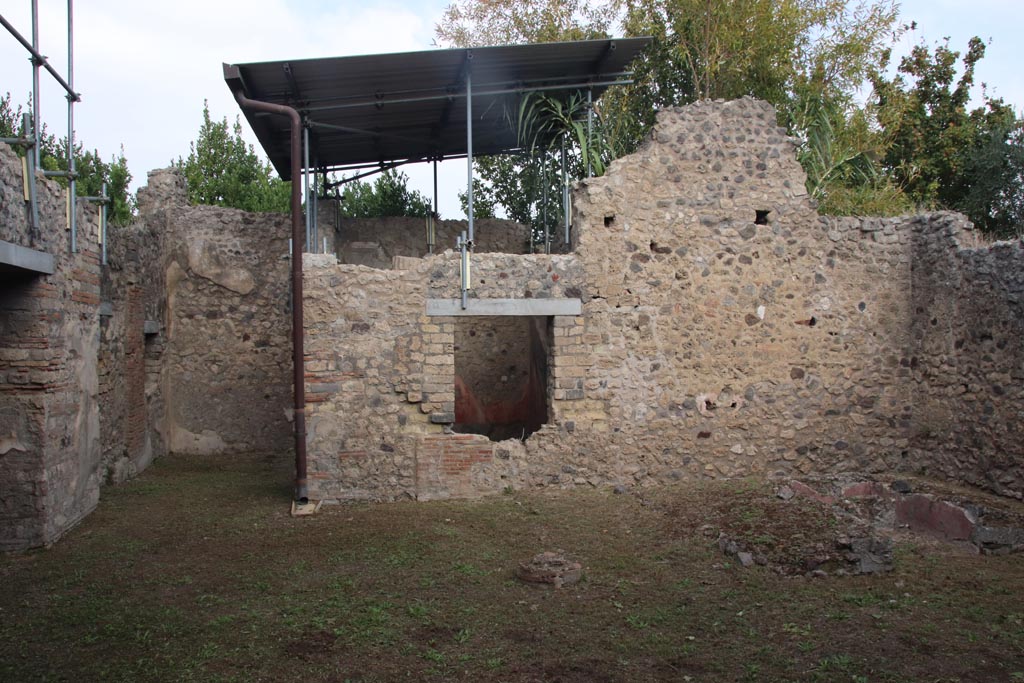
<box><xmin>1</xmin><ymin>1</ymin><xmax>108</xmax><ymax>260</ymax></box>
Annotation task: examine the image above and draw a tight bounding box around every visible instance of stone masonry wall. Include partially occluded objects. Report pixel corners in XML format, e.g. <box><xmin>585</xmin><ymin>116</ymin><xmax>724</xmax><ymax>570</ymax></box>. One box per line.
<box><xmin>556</xmin><ymin>98</ymin><xmax>914</xmax><ymax>486</ymax></box>
<box><xmin>302</xmin><ymin>98</ymin><xmax>1021</xmax><ymax>503</ymax></box>
<box><xmin>316</xmin><ymin>203</ymin><xmax>530</xmax><ymax>268</ymax></box>
<box><xmin>98</xmin><ymin>189</ymin><xmax>170</xmax><ymax>484</ymax></box>
<box><xmin>143</xmin><ymin>170</ymin><xmax>293</xmax><ymax>456</ymax></box>
<box><xmin>303</xmin><ymin>251</ymin><xmax>581</xmax><ymax>501</ymax></box>
<box><xmin>908</xmin><ymin>213</ymin><xmax>1024</xmax><ymax>497</ymax></box>
<box><xmin>0</xmin><ymin>143</ymin><xmax>102</xmax><ymax>549</ymax></box>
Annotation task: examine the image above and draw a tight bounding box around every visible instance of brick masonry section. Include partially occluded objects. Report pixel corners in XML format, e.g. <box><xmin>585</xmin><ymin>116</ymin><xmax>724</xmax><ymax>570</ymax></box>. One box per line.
<box><xmin>0</xmin><ymin>144</ymin><xmax>102</xmax><ymax>550</ymax></box>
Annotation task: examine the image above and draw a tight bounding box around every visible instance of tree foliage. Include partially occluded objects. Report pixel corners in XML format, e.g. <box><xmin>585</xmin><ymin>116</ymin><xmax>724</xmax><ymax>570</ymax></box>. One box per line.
<box><xmin>871</xmin><ymin>37</ymin><xmax>1023</xmax><ymax>237</ymax></box>
<box><xmin>1</xmin><ymin>92</ymin><xmax>135</xmax><ymax>225</ymax></box>
<box><xmin>337</xmin><ymin>169</ymin><xmax>432</xmax><ymax>218</ymax></box>
<box><xmin>174</xmin><ymin>101</ymin><xmax>290</xmax><ymax>213</ymax></box>
<box><xmin>435</xmin><ymin>1</ymin><xmax>1023</xmax><ymax>236</ymax></box>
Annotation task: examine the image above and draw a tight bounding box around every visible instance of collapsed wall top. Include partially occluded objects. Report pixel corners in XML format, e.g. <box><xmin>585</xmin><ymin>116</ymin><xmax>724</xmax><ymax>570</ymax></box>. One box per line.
<box><xmin>223</xmin><ymin>38</ymin><xmax>651</xmax><ymax>179</ymax></box>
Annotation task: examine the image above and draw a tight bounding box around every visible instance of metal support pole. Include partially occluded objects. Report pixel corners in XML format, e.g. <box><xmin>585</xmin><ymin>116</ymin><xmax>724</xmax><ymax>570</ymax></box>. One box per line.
<box><xmin>428</xmin><ymin>158</ymin><xmax>438</xmax><ymax>254</ymax></box>
<box><xmin>100</xmin><ymin>181</ymin><xmax>108</xmax><ymax>265</ymax></box>
<box><xmin>542</xmin><ymin>154</ymin><xmax>549</xmax><ymax>255</ymax></box>
<box><xmin>312</xmin><ymin>166</ymin><xmax>318</xmax><ymax>253</ymax></box>
<box><xmin>529</xmin><ymin>156</ymin><xmax>535</xmax><ymax>254</ymax></box>
<box><xmin>587</xmin><ymin>88</ymin><xmax>594</xmax><ymax>178</ymax></box>
<box><xmin>561</xmin><ymin>138</ymin><xmax>569</xmax><ymax>248</ymax></box>
<box><xmin>22</xmin><ymin>113</ymin><xmax>40</xmax><ymax>242</ymax></box>
<box><xmin>303</xmin><ymin>125</ymin><xmax>311</xmax><ymax>252</ymax></box>
<box><xmin>230</xmin><ymin>87</ymin><xmax>308</xmax><ymax>503</ymax></box>
<box><xmin>458</xmin><ymin>231</ymin><xmax>470</xmax><ymax>310</ymax></box>
<box><xmin>67</xmin><ymin>0</ymin><xmax>77</xmax><ymax>254</ymax></box>
<box><xmin>465</xmin><ymin>55</ymin><xmax>474</xmax><ymax>246</ymax></box>
<box><xmin>31</xmin><ymin>0</ymin><xmax>41</xmax><ymax>166</ymax></box>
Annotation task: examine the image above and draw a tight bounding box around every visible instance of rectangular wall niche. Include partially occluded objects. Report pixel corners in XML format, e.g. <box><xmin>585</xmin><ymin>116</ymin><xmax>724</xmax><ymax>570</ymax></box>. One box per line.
<box><xmin>453</xmin><ymin>316</ymin><xmax>551</xmax><ymax>441</ymax></box>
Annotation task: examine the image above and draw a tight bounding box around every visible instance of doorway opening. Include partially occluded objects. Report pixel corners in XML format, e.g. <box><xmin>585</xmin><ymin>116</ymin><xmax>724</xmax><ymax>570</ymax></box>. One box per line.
<box><xmin>453</xmin><ymin>316</ymin><xmax>551</xmax><ymax>441</ymax></box>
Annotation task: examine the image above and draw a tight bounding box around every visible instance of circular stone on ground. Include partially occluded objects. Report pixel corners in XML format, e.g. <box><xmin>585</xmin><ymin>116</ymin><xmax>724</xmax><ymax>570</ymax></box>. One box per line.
<box><xmin>516</xmin><ymin>551</ymin><xmax>582</xmax><ymax>588</ymax></box>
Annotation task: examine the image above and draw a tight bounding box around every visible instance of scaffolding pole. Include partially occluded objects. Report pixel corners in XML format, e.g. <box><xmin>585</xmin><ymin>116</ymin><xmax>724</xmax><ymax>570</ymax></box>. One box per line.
<box><xmin>31</xmin><ymin>0</ymin><xmax>40</xmax><ymax>166</ymax></box>
<box><xmin>561</xmin><ymin>138</ymin><xmax>569</xmax><ymax>248</ymax></box>
<box><xmin>303</xmin><ymin>125</ymin><xmax>311</xmax><ymax>252</ymax></box>
<box><xmin>67</xmin><ymin>0</ymin><xmax>77</xmax><ymax>253</ymax></box>
<box><xmin>3</xmin><ymin>1</ymin><xmax>85</xmax><ymax>254</ymax></box>
<box><xmin>587</xmin><ymin>88</ymin><xmax>593</xmax><ymax>178</ymax></box>
<box><xmin>462</xmin><ymin>54</ymin><xmax>474</xmax><ymax>309</ymax></box>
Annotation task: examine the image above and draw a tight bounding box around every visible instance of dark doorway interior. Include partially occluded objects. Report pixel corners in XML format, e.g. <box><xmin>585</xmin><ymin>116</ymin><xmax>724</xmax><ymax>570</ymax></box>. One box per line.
<box><xmin>453</xmin><ymin>316</ymin><xmax>551</xmax><ymax>441</ymax></box>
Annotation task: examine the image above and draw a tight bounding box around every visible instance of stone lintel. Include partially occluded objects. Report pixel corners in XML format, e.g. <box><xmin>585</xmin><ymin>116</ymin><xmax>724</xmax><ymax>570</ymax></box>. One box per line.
<box><xmin>426</xmin><ymin>298</ymin><xmax>582</xmax><ymax>317</ymax></box>
<box><xmin>0</xmin><ymin>239</ymin><xmax>55</xmax><ymax>276</ymax></box>
<box><xmin>143</xmin><ymin>320</ymin><xmax>160</xmax><ymax>335</ymax></box>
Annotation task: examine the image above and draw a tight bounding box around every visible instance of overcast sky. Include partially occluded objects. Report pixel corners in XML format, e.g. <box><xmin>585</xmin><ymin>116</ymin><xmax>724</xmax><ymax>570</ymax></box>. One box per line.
<box><xmin>2</xmin><ymin>0</ymin><xmax>1021</xmax><ymax>221</ymax></box>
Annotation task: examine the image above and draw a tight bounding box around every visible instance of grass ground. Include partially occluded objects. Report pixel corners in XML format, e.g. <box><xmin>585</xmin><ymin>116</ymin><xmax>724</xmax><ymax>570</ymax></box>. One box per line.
<box><xmin>1</xmin><ymin>453</ymin><xmax>1023</xmax><ymax>682</ymax></box>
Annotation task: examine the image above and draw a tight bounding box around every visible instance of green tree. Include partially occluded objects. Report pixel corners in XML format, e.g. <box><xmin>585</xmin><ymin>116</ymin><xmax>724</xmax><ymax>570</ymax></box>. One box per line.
<box><xmin>871</xmin><ymin>37</ymin><xmax>1023</xmax><ymax>235</ymax></box>
<box><xmin>338</xmin><ymin>169</ymin><xmax>432</xmax><ymax>218</ymax></box>
<box><xmin>174</xmin><ymin>101</ymin><xmax>290</xmax><ymax>213</ymax></box>
<box><xmin>958</xmin><ymin>123</ymin><xmax>1024</xmax><ymax>238</ymax></box>
<box><xmin>435</xmin><ymin>0</ymin><xmax>906</xmax><ymax>219</ymax></box>
<box><xmin>2</xmin><ymin>92</ymin><xmax>136</xmax><ymax>225</ymax></box>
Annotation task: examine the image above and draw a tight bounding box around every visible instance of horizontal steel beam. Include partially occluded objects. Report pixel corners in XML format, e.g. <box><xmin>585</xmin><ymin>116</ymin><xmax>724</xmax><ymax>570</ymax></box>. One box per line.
<box><xmin>426</xmin><ymin>298</ymin><xmax>582</xmax><ymax>317</ymax></box>
<box><xmin>304</xmin><ymin>78</ymin><xmax>634</xmax><ymax>114</ymax></box>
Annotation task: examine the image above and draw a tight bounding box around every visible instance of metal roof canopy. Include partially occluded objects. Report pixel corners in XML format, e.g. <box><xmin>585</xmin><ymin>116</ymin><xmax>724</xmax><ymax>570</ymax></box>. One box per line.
<box><xmin>223</xmin><ymin>38</ymin><xmax>651</xmax><ymax>180</ymax></box>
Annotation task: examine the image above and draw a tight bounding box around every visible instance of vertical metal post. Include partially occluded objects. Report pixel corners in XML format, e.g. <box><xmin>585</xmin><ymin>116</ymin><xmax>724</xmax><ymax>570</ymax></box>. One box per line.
<box><xmin>67</xmin><ymin>0</ymin><xmax>77</xmax><ymax>254</ymax></box>
<box><xmin>100</xmin><ymin>181</ymin><xmax>108</xmax><ymax>265</ymax></box>
<box><xmin>31</xmin><ymin>0</ymin><xmax>41</xmax><ymax>166</ymax></box>
<box><xmin>303</xmin><ymin>125</ymin><xmax>310</xmax><ymax>252</ymax></box>
<box><xmin>312</xmin><ymin>167</ymin><xmax>319</xmax><ymax>253</ymax></box>
<box><xmin>465</xmin><ymin>54</ymin><xmax>474</xmax><ymax>246</ymax></box>
<box><xmin>22</xmin><ymin>113</ymin><xmax>39</xmax><ymax>241</ymax></box>
<box><xmin>529</xmin><ymin>156</ymin><xmax>535</xmax><ymax>254</ymax></box>
<box><xmin>541</xmin><ymin>154</ymin><xmax>549</xmax><ymax>254</ymax></box>
<box><xmin>587</xmin><ymin>88</ymin><xmax>594</xmax><ymax>178</ymax></box>
<box><xmin>561</xmin><ymin>138</ymin><xmax>569</xmax><ymax>247</ymax></box>
<box><xmin>432</xmin><ymin>158</ymin><xmax>438</xmax><ymax>217</ymax></box>
<box><xmin>458</xmin><ymin>231</ymin><xmax>469</xmax><ymax>310</ymax></box>
<box><xmin>428</xmin><ymin>158</ymin><xmax>438</xmax><ymax>254</ymax></box>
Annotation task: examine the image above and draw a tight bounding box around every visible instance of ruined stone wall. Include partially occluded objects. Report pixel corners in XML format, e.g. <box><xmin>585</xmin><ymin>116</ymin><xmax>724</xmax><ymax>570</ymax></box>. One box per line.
<box><xmin>535</xmin><ymin>98</ymin><xmax>915</xmax><ymax>487</ymax></box>
<box><xmin>316</xmin><ymin>204</ymin><xmax>530</xmax><ymax>268</ymax></box>
<box><xmin>908</xmin><ymin>213</ymin><xmax>1024</xmax><ymax>497</ymax></box>
<box><xmin>98</xmin><ymin>182</ymin><xmax>171</xmax><ymax>484</ymax></box>
<box><xmin>142</xmin><ymin>171</ymin><xmax>293</xmax><ymax>455</ymax></box>
<box><xmin>302</xmin><ymin>98</ymin><xmax>932</xmax><ymax>502</ymax></box>
<box><xmin>303</xmin><ymin>251</ymin><xmax>581</xmax><ymax>501</ymax></box>
<box><xmin>0</xmin><ymin>144</ymin><xmax>102</xmax><ymax>549</ymax></box>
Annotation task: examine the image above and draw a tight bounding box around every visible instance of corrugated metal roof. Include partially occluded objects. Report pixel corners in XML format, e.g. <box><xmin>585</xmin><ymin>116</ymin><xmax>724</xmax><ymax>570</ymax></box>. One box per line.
<box><xmin>223</xmin><ymin>38</ymin><xmax>651</xmax><ymax>180</ymax></box>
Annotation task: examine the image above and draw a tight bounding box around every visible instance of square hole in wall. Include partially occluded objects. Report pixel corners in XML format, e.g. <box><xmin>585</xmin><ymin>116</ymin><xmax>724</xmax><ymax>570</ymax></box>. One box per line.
<box><xmin>453</xmin><ymin>316</ymin><xmax>551</xmax><ymax>441</ymax></box>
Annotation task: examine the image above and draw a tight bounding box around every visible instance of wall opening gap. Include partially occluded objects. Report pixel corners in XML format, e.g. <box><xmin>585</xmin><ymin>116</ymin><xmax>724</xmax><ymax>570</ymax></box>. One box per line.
<box><xmin>453</xmin><ymin>315</ymin><xmax>551</xmax><ymax>441</ymax></box>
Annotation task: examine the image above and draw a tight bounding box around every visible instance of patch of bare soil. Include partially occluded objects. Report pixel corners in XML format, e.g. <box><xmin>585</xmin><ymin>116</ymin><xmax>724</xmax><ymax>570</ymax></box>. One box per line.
<box><xmin>653</xmin><ymin>478</ymin><xmax>864</xmax><ymax>574</ymax></box>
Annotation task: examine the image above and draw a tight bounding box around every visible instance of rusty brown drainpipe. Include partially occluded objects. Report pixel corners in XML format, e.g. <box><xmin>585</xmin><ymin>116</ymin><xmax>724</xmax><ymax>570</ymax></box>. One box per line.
<box><xmin>231</xmin><ymin>89</ymin><xmax>308</xmax><ymax>503</ymax></box>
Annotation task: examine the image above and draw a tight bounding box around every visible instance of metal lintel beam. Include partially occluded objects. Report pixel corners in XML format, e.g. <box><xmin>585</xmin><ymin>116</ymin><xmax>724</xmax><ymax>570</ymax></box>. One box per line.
<box><xmin>0</xmin><ymin>238</ymin><xmax>55</xmax><ymax>275</ymax></box>
<box><xmin>426</xmin><ymin>298</ymin><xmax>582</xmax><ymax>317</ymax></box>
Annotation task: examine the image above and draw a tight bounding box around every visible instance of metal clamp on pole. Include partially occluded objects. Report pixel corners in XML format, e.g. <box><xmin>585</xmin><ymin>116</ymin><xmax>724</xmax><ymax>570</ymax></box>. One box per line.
<box><xmin>81</xmin><ymin>183</ymin><xmax>109</xmax><ymax>265</ymax></box>
<box><xmin>425</xmin><ymin>212</ymin><xmax>436</xmax><ymax>254</ymax></box>
<box><xmin>457</xmin><ymin>230</ymin><xmax>471</xmax><ymax>310</ymax></box>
